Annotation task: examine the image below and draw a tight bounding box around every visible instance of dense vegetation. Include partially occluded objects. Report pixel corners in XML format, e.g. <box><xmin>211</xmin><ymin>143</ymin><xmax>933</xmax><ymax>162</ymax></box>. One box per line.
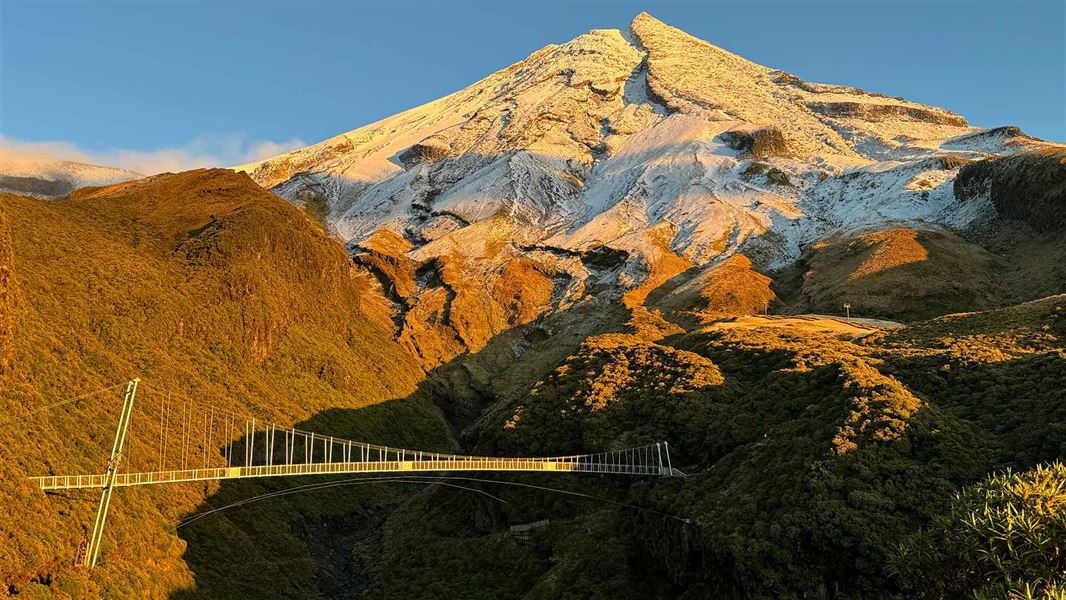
<box><xmin>892</xmin><ymin>462</ymin><xmax>1066</xmax><ymax>599</ymax></box>
<box><xmin>1</xmin><ymin>170</ymin><xmax>1062</xmax><ymax>599</ymax></box>
<box><xmin>0</xmin><ymin>171</ymin><xmax>453</xmax><ymax>598</ymax></box>
<box><xmin>362</xmin><ymin>298</ymin><xmax>1064</xmax><ymax>599</ymax></box>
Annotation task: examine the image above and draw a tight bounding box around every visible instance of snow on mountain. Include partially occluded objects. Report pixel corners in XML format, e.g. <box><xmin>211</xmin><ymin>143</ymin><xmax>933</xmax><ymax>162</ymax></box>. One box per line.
<box><xmin>234</xmin><ymin>12</ymin><xmax>1059</xmax><ymax>362</ymax></box>
<box><xmin>0</xmin><ymin>156</ymin><xmax>142</xmax><ymax>199</ymax></box>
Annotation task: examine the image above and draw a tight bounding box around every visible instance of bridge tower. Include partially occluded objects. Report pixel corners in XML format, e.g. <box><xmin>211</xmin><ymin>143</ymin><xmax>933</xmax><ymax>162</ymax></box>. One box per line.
<box><xmin>84</xmin><ymin>378</ymin><xmax>138</xmax><ymax>569</ymax></box>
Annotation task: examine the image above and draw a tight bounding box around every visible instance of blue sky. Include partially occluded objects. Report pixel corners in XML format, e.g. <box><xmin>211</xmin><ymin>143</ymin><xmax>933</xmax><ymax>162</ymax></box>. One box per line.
<box><xmin>2</xmin><ymin>1</ymin><xmax>1063</xmax><ymax>173</ymax></box>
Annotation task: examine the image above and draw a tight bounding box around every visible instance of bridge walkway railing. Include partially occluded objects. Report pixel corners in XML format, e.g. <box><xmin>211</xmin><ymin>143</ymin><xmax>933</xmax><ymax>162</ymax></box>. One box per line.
<box><xmin>31</xmin><ymin>457</ymin><xmax>669</xmax><ymax>490</ymax></box>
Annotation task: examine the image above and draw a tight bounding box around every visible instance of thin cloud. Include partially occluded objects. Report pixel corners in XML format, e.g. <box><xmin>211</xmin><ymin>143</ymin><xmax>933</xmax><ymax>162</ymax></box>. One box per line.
<box><xmin>0</xmin><ymin>133</ymin><xmax>305</xmax><ymax>175</ymax></box>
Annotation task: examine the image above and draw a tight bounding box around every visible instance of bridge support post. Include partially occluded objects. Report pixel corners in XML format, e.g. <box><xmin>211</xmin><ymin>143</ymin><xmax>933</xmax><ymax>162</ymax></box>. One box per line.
<box><xmin>664</xmin><ymin>441</ymin><xmax>673</xmax><ymax>476</ymax></box>
<box><xmin>85</xmin><ymin>378</ymin><xmax>139</xmax><ymax>569</ymax></box>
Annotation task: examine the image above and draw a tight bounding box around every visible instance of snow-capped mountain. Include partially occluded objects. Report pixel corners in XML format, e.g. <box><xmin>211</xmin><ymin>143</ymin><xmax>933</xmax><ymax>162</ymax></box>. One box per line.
<box><xmin>0</xmin><ymin>156</ymin><xmax>142</xmax><ymax>199</ymax></box>
<box><xmin>235</xmin><ymin>12</ymin><xmax>1061</xmax><ymax>365</ymax></box>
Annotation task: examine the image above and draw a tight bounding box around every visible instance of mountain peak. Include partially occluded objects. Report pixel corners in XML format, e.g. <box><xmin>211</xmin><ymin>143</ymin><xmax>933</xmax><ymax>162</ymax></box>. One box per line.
<box><xmin>629</xmin><ymin>11</ymin><xmax>753</xmax><ymax>65</ymax></box>
<box><xmin>241</xmin><ymin>12</ymin><xmax>984</xmax><ymax>191</ymax></box>
<box><xmin>629</xmin><ymin>11</ymin><xmax>665</xmax><ymax>30</ymax></box>
<box><xmin>234</xmin><ymin>12</ymin><xmax>1048</xmax><ymax>331</ymax></box>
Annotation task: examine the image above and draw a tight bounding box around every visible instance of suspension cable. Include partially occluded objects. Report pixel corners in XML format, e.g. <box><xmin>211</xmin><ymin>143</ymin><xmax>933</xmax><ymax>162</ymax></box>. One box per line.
<box><xmin>174</xmin><ymin>476</ymin><xmax>506</xmax><ymax>530</ymax></box>
<box><xmin>173</xmin><ymin>473</ymin><xmax>686</xmax><ymax>532</ymax></box>
<box><xmin>415</xmin><ymin>475</ymin><xmax>689</xmax><ymax>522</ymax></box>
<box><xmin>0</xmin><ymin>381</ymin><xmax>127</xmax><ymax>427</ymax></box>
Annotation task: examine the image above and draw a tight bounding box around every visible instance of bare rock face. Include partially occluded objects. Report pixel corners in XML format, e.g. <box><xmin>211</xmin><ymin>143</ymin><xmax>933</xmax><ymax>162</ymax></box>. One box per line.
<box><xmin>232</xmin><ymin>11</ymin><xmax>1061</xmax><ymax>363</ymax></box>
<box><xmin>943</xmin><ymin>126</ymin><xmax>1039</xmax><ymax>153</ymax></box>
<box><xmin>806</xmin><ymin>101</ymin><xmax>969</xmax><ymax>127</ymax></box>
<box><xmin>955</xmin><ymin>147</ymin><xmax>1066</xmax><ymax>232</ymax></box>
<box><xmin>717</xmin><ymin>127</ymin><xmax>789</xmax><ymax>160</ymax></box>
<box><xmin>349</xmin><ymin>220</ymin><xmax>607</xmax><ymax>367</ymax></box>
<box><xmin>397</xmin><ymin>136</ymin><xmax>454</xmax><ymax>168</ymax></box>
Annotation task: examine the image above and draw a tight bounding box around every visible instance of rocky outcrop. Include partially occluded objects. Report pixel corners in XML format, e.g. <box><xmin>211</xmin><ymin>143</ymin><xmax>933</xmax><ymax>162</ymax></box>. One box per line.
<box><xmin>944</xmin><ymin>126</ymin><xmax>1040</xmax><ymax>152</ymax></box>
<box><xmin>270</xmin><ymin>172</ymin><xmax>333</xmax><ymax>226</ymax></box>
<box><xmin>717</xmin><ymin>127</ymin><xmax>789</xmax><ymax>160</ymax></box>
<box><xmin>240</xmin><ymin>135</ymin><xmax>356</xmax><ymax>190</ymax></box>
<box><xmin>806</xmin><ymin>100</ymin><xmax>968</xmax><ymax>126</ymax></box>
<box><xmin>397</xmin><ymin>136</ymin><xmax>453</xmax><ymax>168</ymax></box>
<box><xmin>954</xmin><ymin>147</ymin><xmax>1066</xmax><ymax>232</ymax></box>
<box><xmin>349</xmin><ymin>221</ymin><xmax>586</xmax><ymax>367</ymax></box>
<box><xmin>916</xmin><ymin>155</ymin><xmax>972</xmax><ymax>171</ymax></box>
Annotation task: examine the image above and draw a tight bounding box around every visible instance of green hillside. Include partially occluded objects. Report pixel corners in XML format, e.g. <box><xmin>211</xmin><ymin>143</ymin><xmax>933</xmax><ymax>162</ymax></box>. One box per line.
<box><xmin>1</xmin><ymin>170</ymin><xmax>1062</xmax><ymax>599</ymax></box>
<box><xmin>364</xmin><ymin>298</ymin><xmax>1065</xmax><ymax>599</ymax></box>
<box><xmin>0</xmin><ymin>170</ymin><xmax>452</xmax><ymax>598</ymax></box>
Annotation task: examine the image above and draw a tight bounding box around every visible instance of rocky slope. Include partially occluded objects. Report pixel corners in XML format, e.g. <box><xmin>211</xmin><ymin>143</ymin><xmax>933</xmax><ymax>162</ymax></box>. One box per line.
<box><xmin>236</xmin><ymin>12</ymin><xmax>1062</xmax><ymax>364</ymax></box>
<box><xmin>0</xmin><ymin>156</ymin><xmax>142</xmax><ymax>199</ymax></box>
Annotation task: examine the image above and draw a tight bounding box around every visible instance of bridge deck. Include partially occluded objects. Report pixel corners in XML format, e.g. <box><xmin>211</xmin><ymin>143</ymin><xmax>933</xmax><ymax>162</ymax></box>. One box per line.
<box><xmin>32</xmin><ymin>458</ymin><xmax>669</xmax><ymax>490</ymax></box>
<box><xmin>25</xmin><ymin>378</ymin><xmax>673</xmax><ymax>571</ymax></box>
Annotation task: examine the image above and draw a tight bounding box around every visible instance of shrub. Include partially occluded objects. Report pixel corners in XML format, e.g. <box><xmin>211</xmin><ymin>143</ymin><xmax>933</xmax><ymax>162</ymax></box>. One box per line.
<box><xmin>892</xmin><ymin>462</ymin><xmax>1066</xmax><ymax>599</ymax></box>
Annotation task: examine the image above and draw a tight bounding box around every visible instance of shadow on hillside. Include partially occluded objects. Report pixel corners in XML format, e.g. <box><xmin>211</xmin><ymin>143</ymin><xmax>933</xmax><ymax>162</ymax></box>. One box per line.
<box><xmin>163</xmin><ymin>278</ymin><xmax>1064</xmax><ymax>598</ymax></box>
<box><xmin>781</xmin><ymin>227</ymin><xmax>1064</xmax><ymax>323</ymax></box>
<box><xmin>883</xmin><ymin>349</ymin><xmax>1066</xmax><ymax>467</ymax></box>
<box><xmin>163</xmin><ymin>275</ymin><xmax>865</xmax><ymax>597</ymax></box>
<box><xmin>167</xmin><ymin>373</ymin><xmax>468</xmax><ymax>600</ymax></box>
<box><xmin>168</xmin><ymin>303</ymin><xmax>635</xmax><ymax>599</ymax></box>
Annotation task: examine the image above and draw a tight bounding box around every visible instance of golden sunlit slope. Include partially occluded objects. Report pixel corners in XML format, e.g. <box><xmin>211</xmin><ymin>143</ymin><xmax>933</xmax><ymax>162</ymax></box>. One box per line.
<box><xmin>794</xmin><ymin>227</ymin><xmax>1001</xmax><ymax>320</ymax></box>
<box><xmin>0</xmin><ymin>209</ymin><xmax>14</xmax><ymax>374</ymax></box>
<box><xmin>352</xmin><ymin>219</ymin><xmax>563</xmax><ymax>367</ymax></box>
<box><xmin>648</xmin><ymin>254</ymin><xmax>776</xmax><ymax>324</ymax></box>
<box><xmin>0</xmin><ymin>169</ymin><xmax>451</xmax><ymax>598</ymax></box>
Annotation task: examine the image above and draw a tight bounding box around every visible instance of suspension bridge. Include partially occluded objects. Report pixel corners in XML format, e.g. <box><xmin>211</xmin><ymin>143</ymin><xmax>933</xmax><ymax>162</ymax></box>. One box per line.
<box><xmin>23</xmin><ymin>379</ymin><xmax>675</xmax><ymax>569</ymax></box>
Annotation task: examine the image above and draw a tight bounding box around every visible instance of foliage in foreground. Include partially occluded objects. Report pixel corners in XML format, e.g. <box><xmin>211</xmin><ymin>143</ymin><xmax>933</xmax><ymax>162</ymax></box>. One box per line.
<box><xmin>892</xmin><ymin>462</ymin><xmax>1066</xmax><ymax>600</ymax></box>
